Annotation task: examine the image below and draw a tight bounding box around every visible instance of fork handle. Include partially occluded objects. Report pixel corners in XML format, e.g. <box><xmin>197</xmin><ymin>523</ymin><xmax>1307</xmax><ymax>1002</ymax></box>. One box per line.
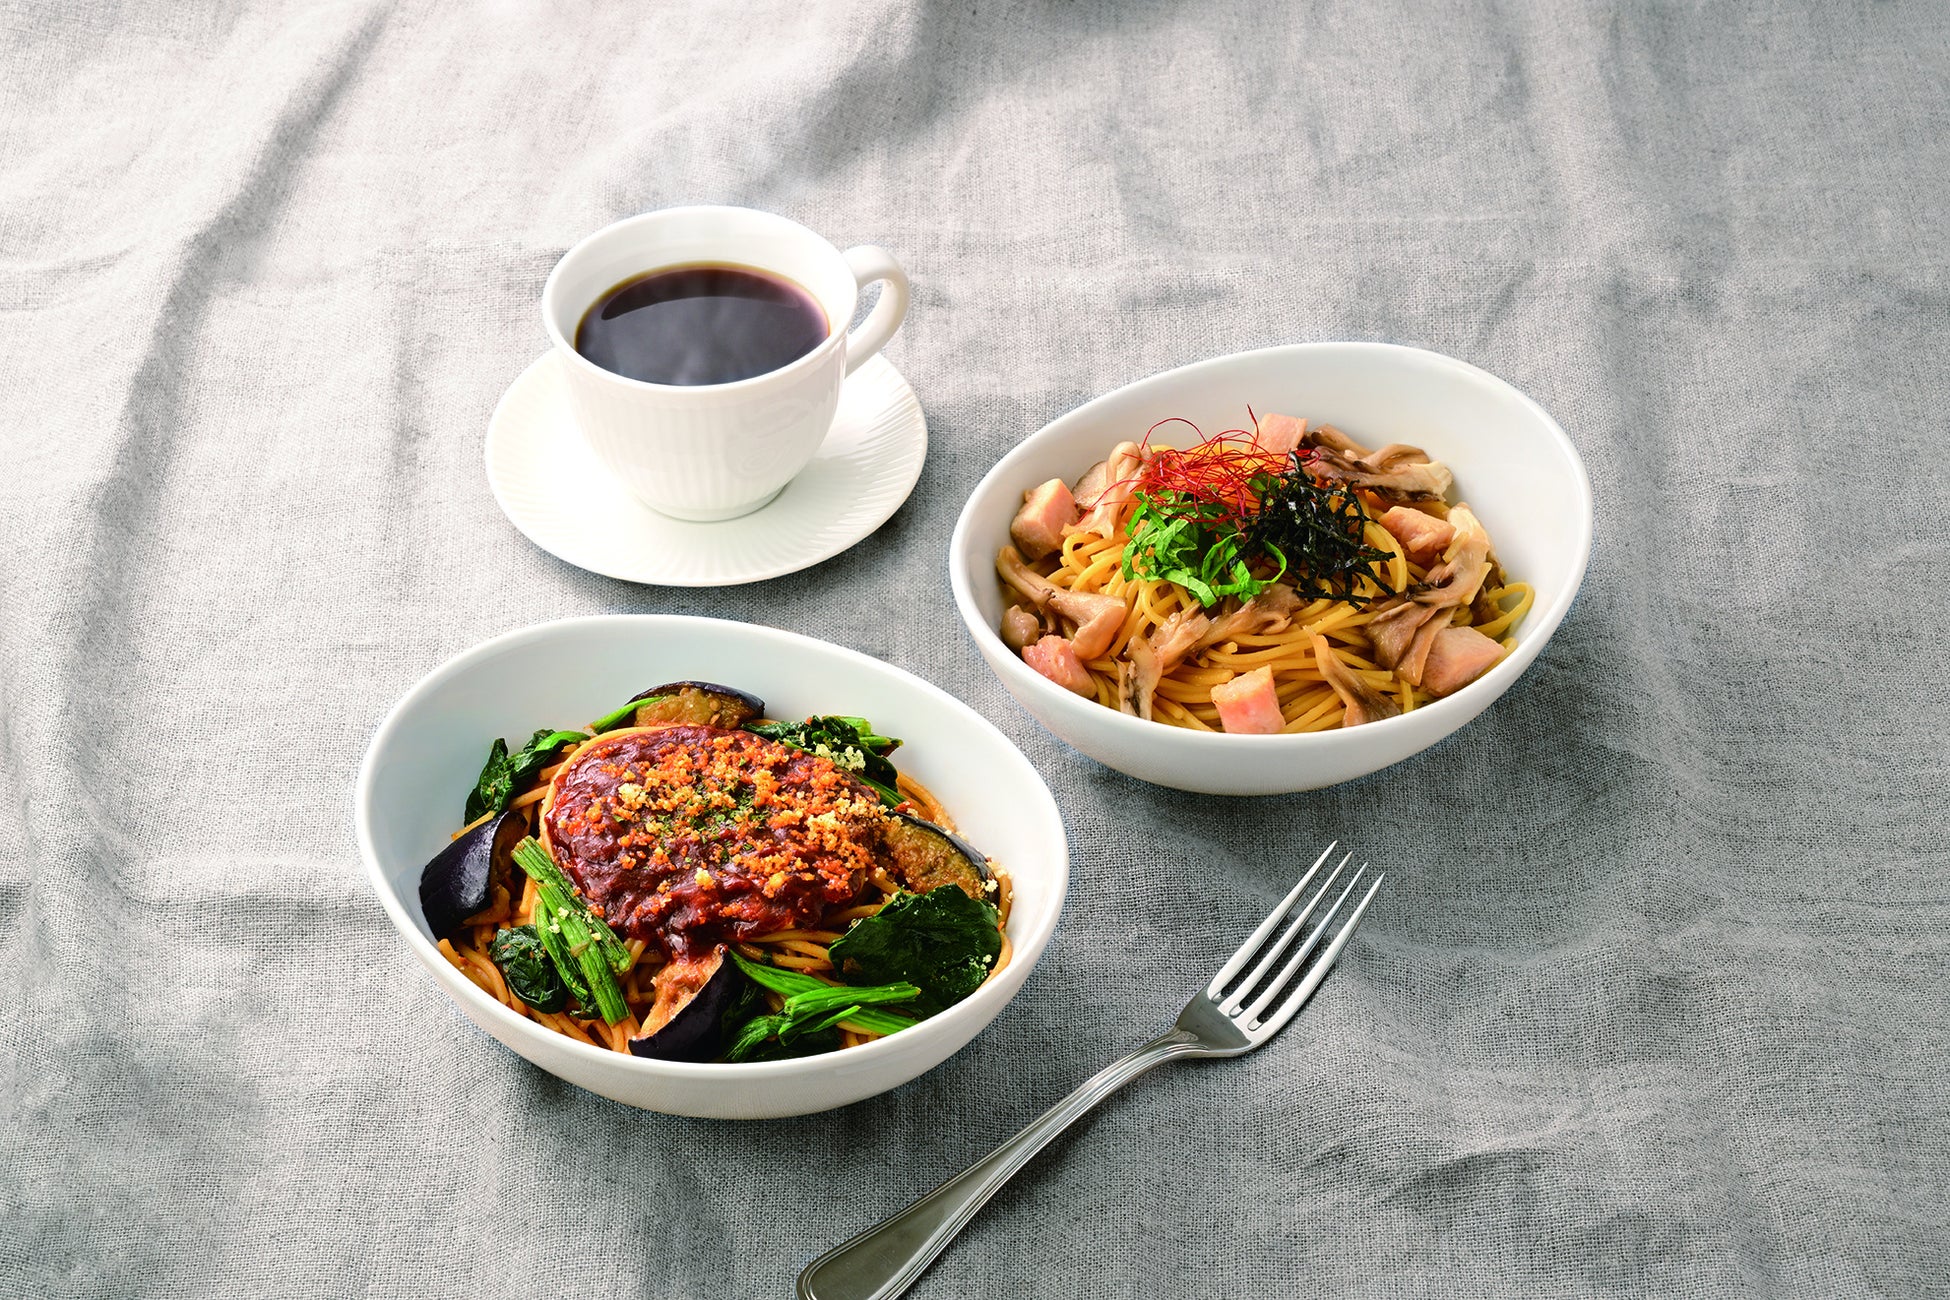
<box><xmin>797</xmin><ymin>1029</ymin><xmax>1206</xmax><ymax>1300</ymax></box>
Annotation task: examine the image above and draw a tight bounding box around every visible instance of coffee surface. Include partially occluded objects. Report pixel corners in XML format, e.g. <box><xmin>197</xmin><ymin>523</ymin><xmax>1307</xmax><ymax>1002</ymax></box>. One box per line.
<box><xmin>575</xmin><ymin>263</ymin><xmax>828</xmax><ymax>386</ymax></box>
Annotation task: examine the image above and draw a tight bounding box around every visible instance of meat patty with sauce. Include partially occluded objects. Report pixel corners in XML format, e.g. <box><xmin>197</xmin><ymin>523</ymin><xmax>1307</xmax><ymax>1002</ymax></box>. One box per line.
<box><xmin>542</xmin><ymin>725</ymin><xmax>885</xmax><ymax>956</ymax></box>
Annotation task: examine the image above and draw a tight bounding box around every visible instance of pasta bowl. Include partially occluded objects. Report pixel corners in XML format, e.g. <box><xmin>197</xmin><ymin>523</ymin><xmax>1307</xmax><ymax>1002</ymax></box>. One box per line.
<box><xmin>948</xmin><ymin>342</ymin><xmax>1591</xmax><ymax>795</ymax></box>
<box><xmin>355</xmin><ymin>615</ymin><xmax>1068</xmax><ymax>1117</ymax></box>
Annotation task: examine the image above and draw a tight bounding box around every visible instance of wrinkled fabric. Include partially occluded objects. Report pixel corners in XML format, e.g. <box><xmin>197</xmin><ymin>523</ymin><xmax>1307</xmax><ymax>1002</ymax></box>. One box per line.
<box><xmin>2</xmin><ymin>3</ymin><xmax>1945</xmax><ymax>1297</ymax></box>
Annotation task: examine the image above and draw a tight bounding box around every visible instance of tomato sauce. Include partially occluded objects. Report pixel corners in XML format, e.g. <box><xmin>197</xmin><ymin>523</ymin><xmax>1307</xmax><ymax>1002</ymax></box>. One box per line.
<box><xmin>542</xmin><ymin>726</ymin><xmax>883</xmax><ymax>956</ymax></box>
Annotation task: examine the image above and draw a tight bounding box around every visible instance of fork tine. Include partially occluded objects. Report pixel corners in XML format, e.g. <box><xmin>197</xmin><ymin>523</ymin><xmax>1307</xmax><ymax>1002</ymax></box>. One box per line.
<box><xmin>1204</xmin><ymin>843</ymin><xmax>1338</xmax><ymax>998</ymax></box>
<box><xmin>1250</xmin><ymin>871</ymin><xmax>1384</xmax><ymax>1039</ymax></box>
<box><xmin>1214</xmin><ymin>857</ymin><xmax>1349</xmax><ymax>1014</ymax></box>
<box><xmin>1237</xmin><ymin>865</ymin><xmax>1368</xmax><ymax>1027</ymax></box>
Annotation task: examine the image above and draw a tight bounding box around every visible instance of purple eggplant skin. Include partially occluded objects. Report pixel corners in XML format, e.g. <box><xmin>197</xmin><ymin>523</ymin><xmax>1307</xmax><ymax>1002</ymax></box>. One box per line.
<box><xmin>628</xmin><ymin>948</ymin><xmax>745</xmax><ymax>1062</ymax></box>
<box><xmin>628</xmin><ymin>681</ymin><xmax>764</xmax><ymax>730</ymax></box>
<box><xmin>418</xmin><ymin>807</ymin><xmax>526</xmax><ymax>942</ymax></box>
<box><xmin>878</xmin><ymin>813</ymin><xmax>993</xmax><ymax>901</ymax></box>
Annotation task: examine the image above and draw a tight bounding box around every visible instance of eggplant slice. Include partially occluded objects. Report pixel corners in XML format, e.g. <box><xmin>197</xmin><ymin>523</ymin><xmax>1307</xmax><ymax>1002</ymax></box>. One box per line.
<box><xmin>419</xmin><ymin>806</ymin><xmax>526</xmax><ymax>941</ymax></box>
<box><xmin>628</xmin><ymin>947</ymin><xmax>745</xmax><ymax>1062</ymax></box>
<box><xmin>627</xmin><ymin>682</ymin><xmax>764</xmax><ymax>730</ymax></box>
<box><xmin>877</xmin><ymin>814</ymin><xmax>992</xmax><ymax>901</ymax></box>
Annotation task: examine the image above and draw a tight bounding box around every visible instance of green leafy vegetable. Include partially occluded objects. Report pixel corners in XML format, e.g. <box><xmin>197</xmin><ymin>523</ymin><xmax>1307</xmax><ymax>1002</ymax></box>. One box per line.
<box><xmin>464</xmin><ymin>729</ymin><xmax>587</xmax><ymax>822</ymax></box>
<box><xmin>1120</xmin><ymin>490</ymin><xmax>1285</xmax><ymax>609</ymax></box>
<box><xmin>1245</xmin><ymin>465</ymin><xmax>1394</xmax><ymax>606</ymax></box>
<box><xmin>826</xmin><ymin>886</ymin><xmax>1004</xmax><ymax>1016</ymax></box>
<box><xmin>510</xmin><ymin>837</ymin><xmax>633</xmax><ymax>1024</ymax></box>
<box><xmin>724</xmin><ymin>1012</ymin><xmax>790</xmax><ymax>1062</ymax></box>
<box><xmin>488</xmin><ymin>925</ymin><xmax>568</xmax><ymax>1013</ymax></box>
<box><xmin>745</xmin><ymin>716</ymin><xmax>904</xmax><ymax>806</ymax></box>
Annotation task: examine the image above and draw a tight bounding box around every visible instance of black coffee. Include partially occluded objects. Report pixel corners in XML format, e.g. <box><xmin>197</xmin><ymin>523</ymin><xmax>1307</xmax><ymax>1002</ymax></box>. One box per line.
<box><xmin>574</xmin><ymin>263</ymin><xmax>828</xmax><ymax>386</ymax></box>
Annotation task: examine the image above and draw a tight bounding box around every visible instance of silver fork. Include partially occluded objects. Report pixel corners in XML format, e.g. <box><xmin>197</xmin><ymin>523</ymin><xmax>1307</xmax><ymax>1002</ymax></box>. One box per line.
<box><xmin>798</xmin><ymin>844</ymin><xmax>1384</xmax><ymax>1300</ymax></box>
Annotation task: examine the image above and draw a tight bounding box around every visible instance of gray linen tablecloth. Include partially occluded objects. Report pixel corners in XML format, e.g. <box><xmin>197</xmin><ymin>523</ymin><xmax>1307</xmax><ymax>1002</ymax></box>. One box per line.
<box><xmin>4</xmin><ymin>2</ymin><xmax>1945</xmax><ymax>1296</ymax></box>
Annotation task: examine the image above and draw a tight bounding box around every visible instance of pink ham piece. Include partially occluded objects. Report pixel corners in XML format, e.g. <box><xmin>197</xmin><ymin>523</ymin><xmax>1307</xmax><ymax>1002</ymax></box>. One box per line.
<box><xmin>1023</xmin><ymin>636</ymin><xmax>1095</xmax><ymax>696</ymax></box>
<box><xmin>1211</xmin><ymin>666</ymin><xmax>1284</xmax><ymax>735</ymax></box>
<box><xmin>1048</xmin><ymin>588</ymin><xmax>1126</xmax><ymax>661</ymax></box>
<box><xmin>1009</xmin><ymin>478</ymin><xmax>1078</xmax><ymax>561</ymax></box>
<box><xmin>1420</xmin><ymin>626</ymin><xmax>1504</xmax><ymax>698</ymax></box>
<box><xmin>1254</xmin><ymin>412</ymin><xmax>1308</xmax><ymax>457</ymax></box>
<box><xmin>1378</xmin><ymin>506</ymin><xmax>1456</xmax><ymax>567</ymax></box>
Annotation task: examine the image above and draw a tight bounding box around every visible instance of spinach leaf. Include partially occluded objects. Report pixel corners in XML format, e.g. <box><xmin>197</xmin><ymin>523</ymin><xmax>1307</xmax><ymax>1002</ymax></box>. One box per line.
<box><xmin>488</xmin><ymin>925</ymin><xmax>568</xmax><ymax>1013</ymax></box>
<box><xmin>723</xmin><ymin>1013</ymin><xmax>790</xmax><ymax>1063</ymax></box>
<box><xmin>721</xmin><ymin>1011</ymin><xmax>849</xmax><ymax>1061</ymax></box>
<box><xmin>463</xmin><ymin>738</ymin><xmax>510</xmax><ymax>823</ymax></box>
<box><xmin>745</xmin><ymin>716</ymin><xmax>904</xmax><ymax>806</ymax></box>
<box><xmin>464</xmin><ymin>729</ymin><xmax>586</xmax><ymax>822</ymax></box>
<box><xmin>718</xmin><ymin>952</ymin><xmax>920</xmax><ymax>1060</ymax></box>
<box><xmin>827</xmin><ymin>886</ymin><xmax>1004</xmax><ymax>1016</ymax></box>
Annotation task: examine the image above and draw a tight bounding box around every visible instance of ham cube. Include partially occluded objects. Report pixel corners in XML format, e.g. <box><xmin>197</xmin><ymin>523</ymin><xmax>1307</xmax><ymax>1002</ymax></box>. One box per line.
<box><xmin>1420</xmin><ymin>626</ymin><xmax>1504</xmax><ymax>698</ymax></box>
<box><xmin>1010</xmin><ymin>478</ymin><xmax>1079</xmax><ymax>560</ymax></box>
<box><xmin>1211</xmin><ymin>666</ymin><xmax>1284</xmax><ymax>734</ymax></box>
<box><xmin>1254</xmin><ymin>412</ymin><xmax>1308</xmax><ymax>457</ymax></box>
<box><xmin>1379</xmin><ymin>505</ymin><xmax>1456</xmax><ymax>567</ymax></box>
<box><xmin>1023</xmin><ymin>636</ymin><xmax>1096</xmax><ymax>696</ymax></box>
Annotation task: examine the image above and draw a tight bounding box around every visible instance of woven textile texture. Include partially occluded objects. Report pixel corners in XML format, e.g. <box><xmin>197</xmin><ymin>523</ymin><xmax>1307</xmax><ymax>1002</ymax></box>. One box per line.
<box><xmin>3</xmin><ymin>2</ymin><xmax>1945</xmax><ymax>1296</ymax></box>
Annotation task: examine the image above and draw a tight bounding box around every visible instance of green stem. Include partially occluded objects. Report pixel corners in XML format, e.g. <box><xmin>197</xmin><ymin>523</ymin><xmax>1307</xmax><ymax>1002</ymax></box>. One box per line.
<box><xmin>512</xmin><ymin>839</ymin><xmax>632</xmax><ymax>974</ymax></box>
<box><xmin>730</xmin><ymin>951</ymin><xmax>919</xmax><ymax>1037</ymax></box>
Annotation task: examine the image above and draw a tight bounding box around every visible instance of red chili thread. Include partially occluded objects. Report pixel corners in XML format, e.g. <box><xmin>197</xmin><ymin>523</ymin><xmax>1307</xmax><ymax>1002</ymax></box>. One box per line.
<box><xmin>1134</xmin><ymin>415</ymin><xmax>1289</xmax><ymax>522</ymax></box>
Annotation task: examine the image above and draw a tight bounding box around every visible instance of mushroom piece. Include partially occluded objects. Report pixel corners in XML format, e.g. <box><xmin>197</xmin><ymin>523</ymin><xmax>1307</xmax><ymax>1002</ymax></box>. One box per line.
<box><xmin>1070</xmin><ymin>441</ymin><xmax>1144</xmax><ymax>539</ymax></box>
<box><xmin>1048</xmin><ymin>588</ymin><xmax>1127</xmax><ymax>660</ymax></box>
<box><xmin>999</xmin><ymin>604</ymin><xmax>1043</xmax><ymax>652</ymax></box>
<box><xmin>1311</xmin><ymin>634</ymin><xmax>1402</xmax><ymax>728</ymax></box>
<box><xmin>1363</xmin><ymin>504</ymin><xmax>1492</xmax><ymax>685</ymax></box>
<box><xmin>996</xmin><ymin>545</ymin><xmax>1060</xmax><ymax>609</ymax></box>
<box><xmin>1300</xmin><ymin>425</ymin><xmax>1454</xmax><ymax>503</ymax></box>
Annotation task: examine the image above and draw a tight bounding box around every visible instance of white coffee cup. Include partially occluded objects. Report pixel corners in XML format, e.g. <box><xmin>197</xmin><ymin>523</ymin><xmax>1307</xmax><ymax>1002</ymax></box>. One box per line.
<box><xmin>540</xmin><ymin>206</ymin><xmax>910</xmax><ymax>522</ymax></box>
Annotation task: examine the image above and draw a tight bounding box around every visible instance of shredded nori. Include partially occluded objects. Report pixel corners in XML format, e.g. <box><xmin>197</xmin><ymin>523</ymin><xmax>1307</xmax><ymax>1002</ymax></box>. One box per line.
<box><xmin>1245</xmin><ymin>461</ymin><xmax>1396</xmax><ymax>606</ymax></box>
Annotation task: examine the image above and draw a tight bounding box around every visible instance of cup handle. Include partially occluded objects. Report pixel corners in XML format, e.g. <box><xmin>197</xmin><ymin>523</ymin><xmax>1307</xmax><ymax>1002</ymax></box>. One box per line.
<box><xmin>840</xmin><ymin>245</ymin><xmax>910</xmax><ymax>377</ymax></box>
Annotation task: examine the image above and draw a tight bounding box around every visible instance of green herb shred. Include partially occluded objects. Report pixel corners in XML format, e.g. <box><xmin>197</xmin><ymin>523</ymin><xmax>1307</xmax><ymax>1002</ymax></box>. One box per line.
<box><xmin>1119</xmin><ymin>490</ymin><xmax>1284</xmax><ymax>609</ymax></box>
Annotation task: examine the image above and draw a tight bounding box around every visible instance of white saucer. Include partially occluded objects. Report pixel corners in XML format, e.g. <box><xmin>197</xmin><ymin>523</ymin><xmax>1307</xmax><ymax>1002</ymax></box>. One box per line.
<box><xmin>485</xmin><ymin>352</ymin><xmax>927</xmax><ymax>586</ymax></box>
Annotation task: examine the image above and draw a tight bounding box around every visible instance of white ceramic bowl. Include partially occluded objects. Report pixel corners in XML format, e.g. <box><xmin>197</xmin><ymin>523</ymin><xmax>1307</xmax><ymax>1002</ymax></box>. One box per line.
<box><xmin>949</xmin><ymin>343</ymin><xmax>1592</xmax><ymax>796</ymax></box>
<box><xmin>354</xmin><ymin>615</ymin><xmax>1068</xmax><ymax>1117</ymax></box>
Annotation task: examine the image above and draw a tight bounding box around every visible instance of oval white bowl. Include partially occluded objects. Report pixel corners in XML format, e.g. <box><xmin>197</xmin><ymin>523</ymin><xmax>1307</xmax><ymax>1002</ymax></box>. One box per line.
<box><xmin>949</xmin><ymin>343</ymin><xmax>1593</xmax><ymax>796</ymax></box>
<box><xmin>354</xmin><ymin>615</ymin><xmax>1069</xmax><ymax>1117</ymax></box>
